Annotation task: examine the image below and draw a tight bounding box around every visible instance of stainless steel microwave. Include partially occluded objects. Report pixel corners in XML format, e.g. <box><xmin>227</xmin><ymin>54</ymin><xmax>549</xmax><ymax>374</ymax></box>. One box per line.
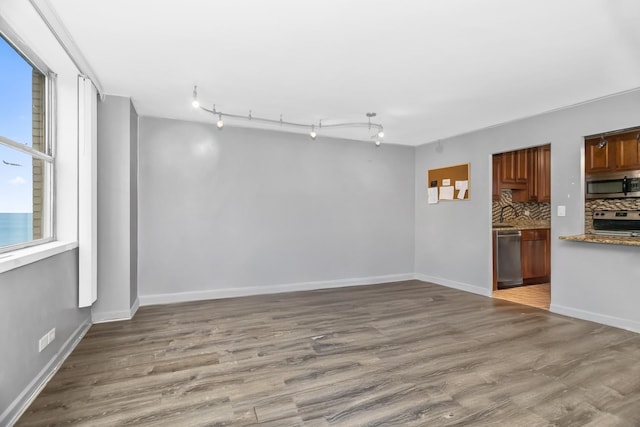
<box><xmin>586</xmin><ymin>170</ymin><xmax>640</xmax><ymax>199</ymax></box>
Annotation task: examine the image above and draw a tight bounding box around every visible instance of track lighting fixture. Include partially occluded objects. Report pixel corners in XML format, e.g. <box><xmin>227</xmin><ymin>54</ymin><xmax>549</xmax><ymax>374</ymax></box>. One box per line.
<box><xmin>191</xmin><ymin>86</ymin><xmax>200</xmax><ymax>109</ymax></box>
<box><xmin>190</xmin><ymin>86</ymin><xmax>384</xmax><ymax>143</ymax></box>
<box><xmin>597</xmin><ymin>135</ymin><xmax>607</xmax><ymax>149</ymax></box>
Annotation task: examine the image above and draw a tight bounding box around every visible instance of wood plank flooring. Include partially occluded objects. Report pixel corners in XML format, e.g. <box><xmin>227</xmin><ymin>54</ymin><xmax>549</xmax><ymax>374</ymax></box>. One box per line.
<box><xmin>493</xmin><ymin>283</ymin><xmax>551</xmax><ymax>310</ymax></box>
<box><xmin>17</xmin><ymin>280</ymin><xmax>640</xmax><ymax>426</ymax></box>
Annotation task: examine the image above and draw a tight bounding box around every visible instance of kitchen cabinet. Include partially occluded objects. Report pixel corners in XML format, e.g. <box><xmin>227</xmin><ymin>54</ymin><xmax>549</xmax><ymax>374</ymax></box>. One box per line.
<box><xmin>492</xmin><ymin>155</ymin><xmax>501</xmax><ymax>201</ymax></box>
<box><xmin>585</xmin><ymin>137</ymin><xmax>612</xmax><ymax>174</ymax></box>
<box><xmin>585</xmin><ymin>130</ymin><xmax>640</xmax><ymax>174</ymax></box>
<box><xmin>521</xmin><ymin>228</ymin><xmax>550</xmax><ymax>283</ymax></box>
<box><xmin>512</xmin><ymin>145</ymin><xmax>551</xmax><ymax>203</ymax></box>
<box><xmin>615</xmin><ymin>131</ymin><xmax>640</xmax><ymax>171</ymax></box>
<box><xmin>500</xmin><ymin>150</ymin><xmax>527</xmax><ymax>189</ymax></box>
<box><xmin>538</xmin><ymin>145</ymin><xmax>551</xmax><ymax>202</ymax></box>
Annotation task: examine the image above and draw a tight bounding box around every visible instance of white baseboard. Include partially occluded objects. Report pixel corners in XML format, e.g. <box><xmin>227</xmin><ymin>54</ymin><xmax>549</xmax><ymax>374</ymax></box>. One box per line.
<box><xmin>550</xmin><ymin>303</ymin><xmax>640</xmax><ymax>334</ymax></box>
<box><xmin>1</xmin><ymin>319</ymin><xmax>91</xmax><ymax>427</ymax></box>
<box><xmin>140</xmin><ymin>273</ymin><xmax>415</xmax><ymax>306</ymax></box>
<box><xmin>414</xmin><ymin>273</ymin><xmax>492</xmax><ymax>297</ymax></box>
<box><xmin>92</xmin><ymin>297</ymin><xmax>140</xmax><ymax>323</ymax></box>
<box><xmin>130</xmin><ymin>297</ymin><xmax>140</xmax><ymax>318</ymax></box>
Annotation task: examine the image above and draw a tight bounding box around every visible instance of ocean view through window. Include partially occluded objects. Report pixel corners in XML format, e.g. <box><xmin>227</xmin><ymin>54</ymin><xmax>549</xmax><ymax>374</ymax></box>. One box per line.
<box><xmin>0</xmin><ymin>33</ymin><xmax>53</xmax><ymax>252</ymax></box>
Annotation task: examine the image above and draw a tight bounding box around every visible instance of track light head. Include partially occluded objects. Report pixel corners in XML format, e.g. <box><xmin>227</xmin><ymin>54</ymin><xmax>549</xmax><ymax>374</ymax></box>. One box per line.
<box><xmin>310</xmin><ymin>125</ymin><xmax>317</xmax><ymax>140</ymax></box>
<box><xmin>191</xmin><ymin>86</ymin><xmax>199</xmax><ymax>109</ymax></box>
<box><xmin>597</xmin><ymin>135</ymin><xmax>607</xmax><ymax>149</ymax></box>
<box><xmin>216</xmin><ymin>114</ymin><xmax>224</xmax><ymax>129</ymax></box>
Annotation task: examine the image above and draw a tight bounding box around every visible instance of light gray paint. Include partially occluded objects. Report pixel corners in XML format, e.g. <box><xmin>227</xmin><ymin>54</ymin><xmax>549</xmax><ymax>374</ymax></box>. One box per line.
<box><xmin>415</xmin><ymin>88</ymin><xmax>640</xmax><ymax>331</ymax></box>
<box><xmin>93</xmin><ymin>95</ymin><xmax>138</xmax><ymax>320</ymax></box>
<box><xmin>129</xmin><ymin>100</ymin><xmax>139</xmax><ymax>308</ymax></box>
<box><xmin>0</xmin><ymin>250</ymin><xmax>90</xmax><ymax>424</ymax></box>
<box><xmin>138</xmin><ymin>118</ymin><xmax>415</xmax><ymax>298</ymax></box>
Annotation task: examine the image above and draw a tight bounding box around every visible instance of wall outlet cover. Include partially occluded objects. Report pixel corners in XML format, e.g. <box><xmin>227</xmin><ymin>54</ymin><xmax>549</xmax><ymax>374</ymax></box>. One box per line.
<box><xmin>38</xmin><ymin>335</ymin><xmax>48</xmax><ymax>352</ymax></box>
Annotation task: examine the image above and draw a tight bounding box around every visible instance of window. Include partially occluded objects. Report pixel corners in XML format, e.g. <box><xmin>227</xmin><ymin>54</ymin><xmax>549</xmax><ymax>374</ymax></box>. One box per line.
<box><xmin>0</xmin><ymin>34</ymin><xmax>54</xmax><ymax>252</ymax></box>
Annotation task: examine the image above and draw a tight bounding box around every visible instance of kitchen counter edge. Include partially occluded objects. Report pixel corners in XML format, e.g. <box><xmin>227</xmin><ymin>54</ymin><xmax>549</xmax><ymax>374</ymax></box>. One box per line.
<box><xmin>492</xmin><ymin>223</ymin><xmax>550</xmax><ymax>231</ymax></box>
<box><xmin>559</xmin><ymin>234</ymin><xmax>640</xmax><ymax>247</ymax></box>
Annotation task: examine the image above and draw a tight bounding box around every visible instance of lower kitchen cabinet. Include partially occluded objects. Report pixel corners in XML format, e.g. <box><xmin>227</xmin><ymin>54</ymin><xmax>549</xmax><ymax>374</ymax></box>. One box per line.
<box><xmin>521</xmin><ymin>228</ymin><xmax>550</xmax><ymax>283</ymax></box>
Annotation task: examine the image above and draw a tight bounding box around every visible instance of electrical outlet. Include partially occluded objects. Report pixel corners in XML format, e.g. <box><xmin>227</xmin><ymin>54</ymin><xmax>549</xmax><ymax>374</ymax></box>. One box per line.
<box><xmin>38</xmin><ymin>328</ymin><xmax>56</xmax><ymax>352</ymax></box>
<box><xmin>38</xmin><ymin>335</ymin><xmax>48</xmax><ymax>352</ymax></box>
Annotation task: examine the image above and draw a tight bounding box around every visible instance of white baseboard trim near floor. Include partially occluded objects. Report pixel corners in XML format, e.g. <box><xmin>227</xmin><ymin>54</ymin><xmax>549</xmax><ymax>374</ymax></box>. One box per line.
<box><xmin>130</xmin><ymin>296</ymin><xmax>140</xmax><ymax>318</ymax></box>
<box><xmin>550</xmin><ymin>303</ymin><xmax>640</xmax><ymax>334</ymax></box>
<box><xmin>414</xmin><ymin>273</ymin><xmax>492</xmax><ymax>297</ymax></box>
<box><xmin>140</xmin><ymin>273</ymin><xmax>415</xmax><ymax>306</ymax></box>
<box><xmin>1</xmin><ymin>319</ymin><xmax>91</xmax><ymax>427</ymax></box>
<box><xmin>92</xmin><ymin>297</ymin><xmax>140</xmax><ymax>323</ymax></box>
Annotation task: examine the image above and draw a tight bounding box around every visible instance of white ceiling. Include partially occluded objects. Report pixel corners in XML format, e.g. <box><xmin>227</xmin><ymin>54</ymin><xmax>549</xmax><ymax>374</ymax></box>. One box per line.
<box><xmin>50</xmin><ymin>0</ymin><xmax>640</xmax><ymax>146</ymax></box>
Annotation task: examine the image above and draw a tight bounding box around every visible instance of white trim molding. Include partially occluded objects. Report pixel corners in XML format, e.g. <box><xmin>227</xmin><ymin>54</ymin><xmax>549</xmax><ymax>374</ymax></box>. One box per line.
<box><xmin>414</xmin><ymin>273</ymin><xmax>493</xmax><ymax>297</ymax></box>
<box><xmin>140</xmin><ymin>273</ymin><xmax>415</xmax><ymax>306</ymax></box>
<box><xmin>92</xmin><ymin>297</ymin><xmax>140</xmax><ymax>324</ymax></box>
<box><xmin>550</xmin><ymin>303</ymin><xmax>640</xmax><ymax>334</ymax></box>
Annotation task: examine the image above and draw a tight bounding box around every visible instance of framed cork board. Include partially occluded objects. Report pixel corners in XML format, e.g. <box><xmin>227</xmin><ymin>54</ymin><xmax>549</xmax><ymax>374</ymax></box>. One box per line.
<box><xmin>427</xmin><ymin>163</ymin><xmax>470</xmax><ymax>202</ymax></box>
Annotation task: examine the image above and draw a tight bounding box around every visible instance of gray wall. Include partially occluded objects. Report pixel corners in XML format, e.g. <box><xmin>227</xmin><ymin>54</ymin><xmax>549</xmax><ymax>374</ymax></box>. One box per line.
<box><xmin>415</xmin><ymin>88</ymin><xmax>640</xmax><ymax>331</ymax></box>
<box><xmin>93</xmin><ymin>95</ymin><xmax>139</xmax><ymax>321</ymax></box>
<box><xmin>138</xmin><ymin>118</ymin><xmax>415</xmax><ymax>302</ymax></box>
<box><xmin>0</xmin><ymin>250</ymin><xmax>90</xmax><ymax>424</ymax></box>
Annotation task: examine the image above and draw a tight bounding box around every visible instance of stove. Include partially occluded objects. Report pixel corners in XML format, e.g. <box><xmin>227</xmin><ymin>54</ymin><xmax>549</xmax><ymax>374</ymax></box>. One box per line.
<box><xmin>592</xmin><ymin>210</ymin><xmax>640</xmax><ymax>237</ymax></box>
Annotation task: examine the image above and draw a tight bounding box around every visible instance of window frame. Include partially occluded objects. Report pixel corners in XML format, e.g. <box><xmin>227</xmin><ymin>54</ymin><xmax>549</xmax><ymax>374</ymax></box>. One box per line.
<box><xmin>0</xmin><ymin>24</ymin><xmax>56</xmax><ymax>254</ymax></box>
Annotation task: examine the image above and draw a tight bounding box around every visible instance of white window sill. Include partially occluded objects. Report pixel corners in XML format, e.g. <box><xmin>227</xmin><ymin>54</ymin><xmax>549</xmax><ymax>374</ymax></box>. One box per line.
<box><xmin>0</xmin><ymin>241</ymin><xmax>78</xmax><ymax>274</ymax></box>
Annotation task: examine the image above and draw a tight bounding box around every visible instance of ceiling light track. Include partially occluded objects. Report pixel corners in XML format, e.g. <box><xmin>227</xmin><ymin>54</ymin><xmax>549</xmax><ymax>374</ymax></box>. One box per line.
<box><xmin>191</xmin><ymin>86</ymin><xmax>384</xmax><ymax>145</ymax></box>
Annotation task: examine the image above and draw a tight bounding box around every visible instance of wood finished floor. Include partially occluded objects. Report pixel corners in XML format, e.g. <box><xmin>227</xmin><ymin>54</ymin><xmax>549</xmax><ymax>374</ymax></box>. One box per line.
<box><xmin>17</xmin><ymin>280</ymin><xmax>640</xmax><ymax>427</ymax></box>
<box><xmin>493</xmin><ymin>283</ymin><xmax>551</xmax><ymax>310</ymax></box>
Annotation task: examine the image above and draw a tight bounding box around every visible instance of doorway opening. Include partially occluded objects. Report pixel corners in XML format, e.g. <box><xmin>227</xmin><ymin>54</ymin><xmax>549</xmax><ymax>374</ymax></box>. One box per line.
<box><xmin>491</xmin><ymin>144</ymin><xmax>551</xmax><ymax>310</ymax></box>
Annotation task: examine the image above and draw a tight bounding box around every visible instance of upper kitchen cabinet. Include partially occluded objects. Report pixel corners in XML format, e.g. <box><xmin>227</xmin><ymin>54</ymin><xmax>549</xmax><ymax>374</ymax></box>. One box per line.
<box><xmin>511</xmin><ymin>145</ymin><xmax>550</xmax><ymax>203</ymax></box>
<box><xmin>615</xmin><ymin>131</ymin><xmax>640</xmax><ymax>171</ymax></box>
<box><xmin>500</xmin><ymin>150</ymin><xmax>527</xmax><ymax>189</ymax></box>
<box><xmin>492</xmin><ymin>155</ymin><xmax>501</xmax><ymax>201</ymax></box>
<box><xmin>585</xmin><ymin>137</ymin><xmax>613</xmax><ymax>174</ymax></box>
<box><xmin>538</xmin><ymin>145</ymin><xmax>551</xmax><ymax>202</ymax></box>
<box><xmin>585</xmin><ymin>130</ymin><xmax>640</xmax><ymax>174</ymax></box>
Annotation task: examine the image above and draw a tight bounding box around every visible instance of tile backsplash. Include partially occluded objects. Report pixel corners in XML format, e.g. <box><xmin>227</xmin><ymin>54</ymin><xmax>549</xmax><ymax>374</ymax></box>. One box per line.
<box><xmin>492</xmin><ymin>189</ymin><xmax>551</xmax><ymax>223</ymax></box>
<box><xmin>585</xmin><ymin>198</ymin><xmax>640</xmax><ymax>233</ymax></box>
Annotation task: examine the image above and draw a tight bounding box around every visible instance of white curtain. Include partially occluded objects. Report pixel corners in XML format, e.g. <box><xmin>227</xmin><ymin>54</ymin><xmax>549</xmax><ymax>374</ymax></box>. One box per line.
<box><xmin>78</xmin><ymin>76</ymin><xmax>97</xmax><ymax>307</ymax></box>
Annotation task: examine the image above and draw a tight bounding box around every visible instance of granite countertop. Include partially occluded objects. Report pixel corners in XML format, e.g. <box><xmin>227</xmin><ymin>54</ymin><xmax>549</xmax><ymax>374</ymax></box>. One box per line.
<box><xmin>559</xmin><ymin>234</ymin><xmax>640</xmax><ymax>247</ymax></box>
<box><xmin>492</xmin><ymin>220</ymin><xmax>550</xmax><ymax>230</ymax></box>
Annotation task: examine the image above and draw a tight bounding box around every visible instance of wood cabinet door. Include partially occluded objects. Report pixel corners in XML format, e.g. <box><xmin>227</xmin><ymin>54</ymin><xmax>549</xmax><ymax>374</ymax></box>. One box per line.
<box><xmin>500</xmin><ymin>150</ymin><xmax>527</xmax><ymax>189</ymax></box>
<box><xmin>515</xmin><ymin>150</ymin><xmax>528</xmax><ymax>183</ymax></box>
<box><xmin>492</xmin><ymin>154</ymin><xmax>501</xmax><ymax>201</ymax></box>
<box><xmin>521</xmin><ymin>229</ymin><xmax>550</xmax><ymax>281</ymax></box>
<box><xmin>615</xmin><ymin>131</ymin><xmax>640</xmax><ymax>171</ymax></box>
<box><xmin>527</xmin><ymin>147</ymin><xmax>539</xmax><ymax>201</ymax></box>
<box><xmin>538</xmin><ymin>145</ymin><xmax>551</xmax><ymax>202</ymax></box>
<box><xmin>585</xmin><ymin>137</ymin><xmax>613</xmax><ymax>174</ymax></box>
<box><xmin>501</xmin><ymin>151</ymin><xmax>517</xmax><ymax>183</ymax></box>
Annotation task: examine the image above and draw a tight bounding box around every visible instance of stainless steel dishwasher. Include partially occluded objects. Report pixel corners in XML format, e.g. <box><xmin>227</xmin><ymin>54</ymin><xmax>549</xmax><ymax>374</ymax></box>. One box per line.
<box><xmin>494</xmin><ymin>229</ymin><xmax>523</xmax><ymax>289</ymax></box>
